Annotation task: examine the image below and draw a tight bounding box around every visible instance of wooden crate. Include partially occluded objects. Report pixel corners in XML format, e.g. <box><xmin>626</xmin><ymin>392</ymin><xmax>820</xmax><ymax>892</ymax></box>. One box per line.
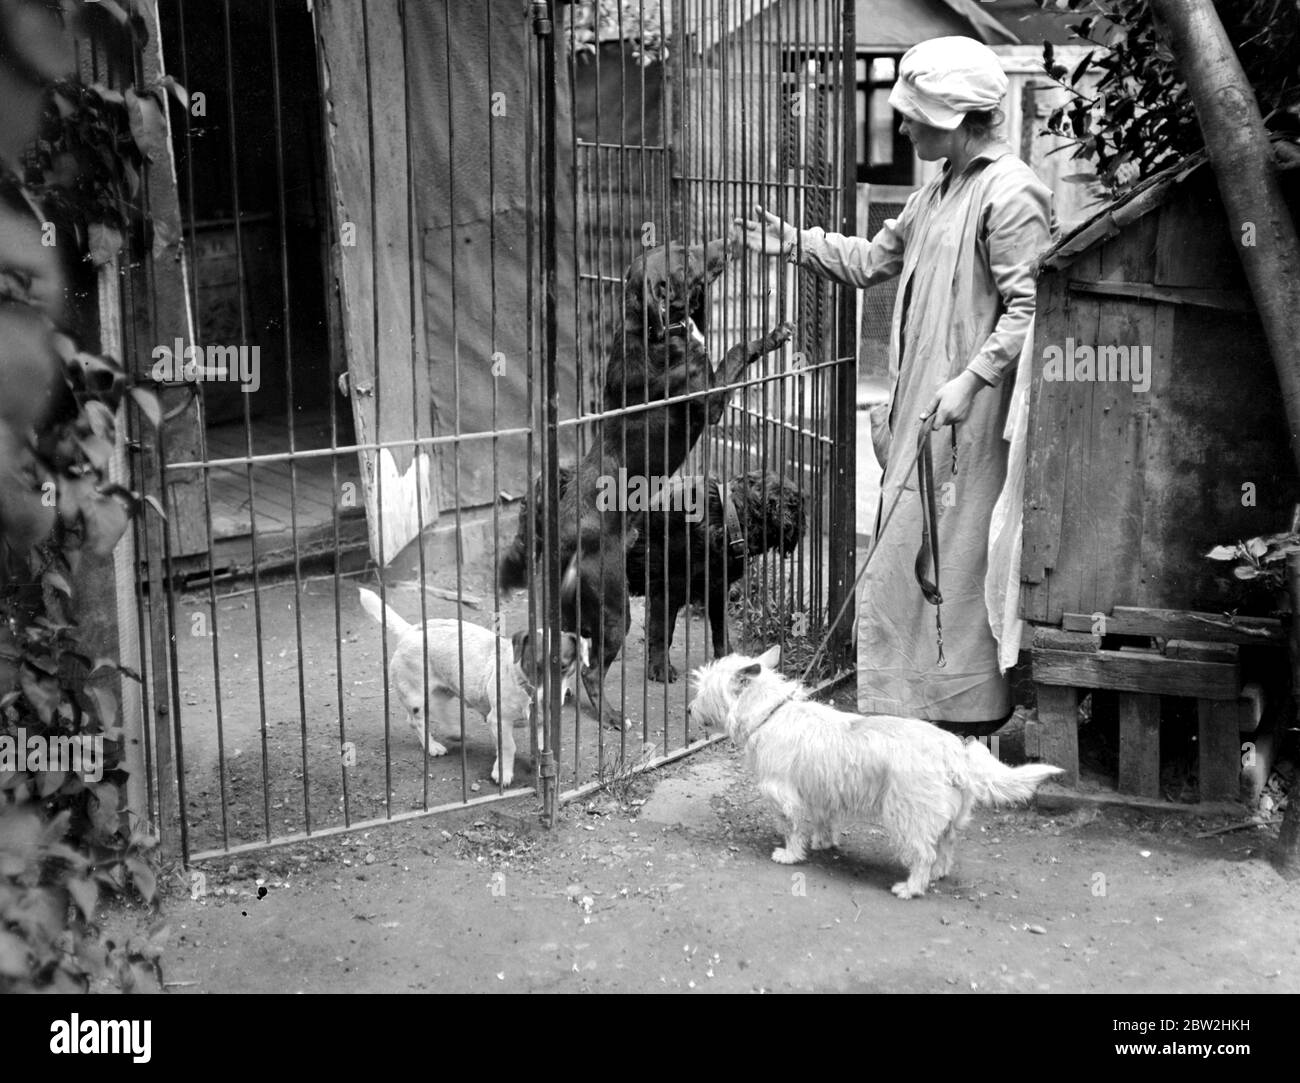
<box><xmin>1028</xmin><ymin>606</ymin><xmax>1283</xmax><ymax>802</ymax></box>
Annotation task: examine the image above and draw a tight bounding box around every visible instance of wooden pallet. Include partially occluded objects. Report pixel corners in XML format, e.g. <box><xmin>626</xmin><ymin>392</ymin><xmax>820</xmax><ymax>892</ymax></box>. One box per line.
<box><xmin>1028</xmin><ymin>607</ymin><xmax>1283</xmax><ymax>802</ymax></box>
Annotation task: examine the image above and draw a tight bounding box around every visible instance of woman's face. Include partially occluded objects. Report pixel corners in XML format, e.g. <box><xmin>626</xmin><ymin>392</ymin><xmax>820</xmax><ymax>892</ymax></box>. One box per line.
<box><xmin>898</xmin><ymin>115</ymin><xmax>959</xmax><ymax>162</ymax></box>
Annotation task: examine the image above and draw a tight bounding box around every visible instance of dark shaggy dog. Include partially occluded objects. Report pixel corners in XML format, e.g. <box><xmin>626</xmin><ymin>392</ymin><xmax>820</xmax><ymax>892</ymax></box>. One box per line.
<box><xmin>498</xmin><ymin>238</ymin><xmax>793</xmax><ymax>724</ymax></box>
<box><xmin>501</xmin><ymin>467</ymin><xmax>807</xmax><ymax>684</ymax></box>
<box><xmin>628</xmin><ymin>470</ymin><xmax>807</xmax><ymax>683</ymax></box>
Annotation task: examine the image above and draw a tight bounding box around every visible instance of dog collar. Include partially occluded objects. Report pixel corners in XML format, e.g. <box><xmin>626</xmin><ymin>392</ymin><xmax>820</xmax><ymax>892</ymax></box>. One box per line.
<box><xmin>719</xmin><ymin>480</ymin><xmax>746</xmax><ymax>557</ymax></box>
<box><xmin>736</xmin><ymin>690</ymin><xmax>798</xmax><ymax>743</ymax></box>
<box><xmin>663</xmin><ymin>316</ymin><xmax>707</xmax><ymax>348</ymax></box>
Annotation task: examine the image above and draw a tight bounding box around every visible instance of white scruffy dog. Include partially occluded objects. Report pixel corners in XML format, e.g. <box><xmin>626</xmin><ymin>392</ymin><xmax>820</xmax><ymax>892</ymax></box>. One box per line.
<box><xmin>689</xmin><ymin>647</ymin><xmax>1064</xmax><ymax>898</ymax></box>
<box><xmin>358</xmin><ymin>588</ymin><xmax>588</xmax><ymax>786</ymax></box>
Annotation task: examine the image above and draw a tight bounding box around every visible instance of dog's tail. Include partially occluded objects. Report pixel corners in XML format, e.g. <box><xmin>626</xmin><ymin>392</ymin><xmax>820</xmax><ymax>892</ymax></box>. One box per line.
<box><xmin>357</xmin><ymin>587</ymin><xmax>412</xmax><ymax>639</ymax></box>
<box><xmin>963</xmin><ymin>740</ymin><xmax>1064</xmax><ymax>807</ymax></box>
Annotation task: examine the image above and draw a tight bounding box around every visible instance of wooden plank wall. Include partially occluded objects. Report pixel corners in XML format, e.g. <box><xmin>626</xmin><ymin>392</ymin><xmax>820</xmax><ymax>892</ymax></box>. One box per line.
<box><xmin>1020</xmin><ymin>175</ymin><xmax>1299</xmax><ymax>625</ymax></box>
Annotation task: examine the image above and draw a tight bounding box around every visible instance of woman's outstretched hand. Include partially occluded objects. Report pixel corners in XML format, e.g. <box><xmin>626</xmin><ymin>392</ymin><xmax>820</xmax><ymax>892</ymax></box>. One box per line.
<box><xmin>732</xmin><ymin>205</ymin><xmax>798</xmax><ymax>258</ymax></box>
<box><xmin>921</xmin><ymin>370</ymin><xmax>986</xmax><ymax>430</ymax></box>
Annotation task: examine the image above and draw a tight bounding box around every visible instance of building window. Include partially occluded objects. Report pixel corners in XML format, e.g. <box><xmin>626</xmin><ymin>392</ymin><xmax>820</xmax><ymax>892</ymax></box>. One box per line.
<box><xmin>856</xmin><ymin>54</ymin><xmax>913</xmax><ymax>185</ymax></box>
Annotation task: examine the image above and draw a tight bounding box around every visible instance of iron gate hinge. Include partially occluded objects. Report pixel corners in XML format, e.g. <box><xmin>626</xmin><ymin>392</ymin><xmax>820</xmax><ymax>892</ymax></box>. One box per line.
<box><xmin>530</xmin><ymin>1</ymin><xmax>552</xmax><ymax>36</ymax></box>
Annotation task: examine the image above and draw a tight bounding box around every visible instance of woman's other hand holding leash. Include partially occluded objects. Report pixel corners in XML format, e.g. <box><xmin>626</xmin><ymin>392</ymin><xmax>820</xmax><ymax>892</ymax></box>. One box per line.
<box><xmin>921</xmin><ymin>370</ymin><xmax>986</xmax><ymax>430</ymax></box>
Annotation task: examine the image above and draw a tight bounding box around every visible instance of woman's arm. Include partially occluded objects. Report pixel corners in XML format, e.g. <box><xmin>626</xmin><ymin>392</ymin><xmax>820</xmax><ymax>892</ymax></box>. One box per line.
<box><xmin>734</xmin><ymin>197</ymin><xmax>916</xmax><ymax>288</ymax></box>
<box><xmin>964</xmin><ymin>169</ymin><xmax>1053</xmax><ymax>387</ymax></box>
<box><xmin>924</xmin><ymin>168</ymin><xmax>1053</xmax><ymax>428</ymax></box>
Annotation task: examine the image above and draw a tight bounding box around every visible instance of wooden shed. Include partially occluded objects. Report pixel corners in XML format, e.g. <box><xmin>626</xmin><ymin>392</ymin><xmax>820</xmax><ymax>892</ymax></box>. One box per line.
<box><xmin>1019</xmin><ymin>151</ymin><xmax>1299</xmax><ymax>804</ymax></box>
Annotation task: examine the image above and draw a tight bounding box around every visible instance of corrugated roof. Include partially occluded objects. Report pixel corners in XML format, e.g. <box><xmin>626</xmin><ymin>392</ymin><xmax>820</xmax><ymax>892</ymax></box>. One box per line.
<box><xmin>856</xmin><ymin>0</ymin><xmax>1019</xmax><ymax>48</ymax></box>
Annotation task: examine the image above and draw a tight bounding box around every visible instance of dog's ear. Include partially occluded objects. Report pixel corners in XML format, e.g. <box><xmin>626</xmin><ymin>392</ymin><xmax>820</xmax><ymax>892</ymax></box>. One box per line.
<box><xmin>738</xmin><ymin>662</ymin><xmax>762</xmax><ymax>679</ymax></box>
<box><xmin>757</xmin><ymin>644</ymin><xmax>781</xmax><ymax>669</ymax></box>
<box><xmin>578</xmin><ymin>636</ymin><xmax>592</xmax><ymax>670</ymax></box>
<box><xmin>512</xmin><ymin>630</ymin><xmax>530</xmax><ymax>668</ymax></box>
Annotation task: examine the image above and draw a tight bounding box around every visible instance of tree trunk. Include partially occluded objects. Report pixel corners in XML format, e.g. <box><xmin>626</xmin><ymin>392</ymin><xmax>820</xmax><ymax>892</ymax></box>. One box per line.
<box><xmin>1148</xmin><ymin>0</ymin><xmax>1300</xmax><ymax>478</ymax></box>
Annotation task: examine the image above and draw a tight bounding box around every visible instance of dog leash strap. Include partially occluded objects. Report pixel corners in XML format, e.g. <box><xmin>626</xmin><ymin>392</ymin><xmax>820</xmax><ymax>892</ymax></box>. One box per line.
<box><xmin>720</xmin><ymin>479</ymin><xmax>745</xmax><ymax>556</ymax></box>
<box><xmin>914</xmin><ymin>426</ymin><xmax>946</xmax><ymax>668</ymax></box>
<box><xmin>798</xmin><ymin>436</ymin><xmax>927</xmax><ymax>683</ymax></box>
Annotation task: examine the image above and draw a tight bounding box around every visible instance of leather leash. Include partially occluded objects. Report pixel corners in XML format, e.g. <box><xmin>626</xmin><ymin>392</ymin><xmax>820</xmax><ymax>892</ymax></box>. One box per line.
<box><xmin>800</xmin><ymin>420</ymin><xmax>953</xmax><ymax>682</ymax></box>
<box><xmin>914</xmin><ymin>425</ymin><xmax>946</xmax><ymax>668</ymax></box>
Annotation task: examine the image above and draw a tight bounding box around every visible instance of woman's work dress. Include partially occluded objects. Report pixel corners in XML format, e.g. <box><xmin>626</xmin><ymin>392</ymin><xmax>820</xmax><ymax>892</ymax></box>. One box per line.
<box><xmin>799</xmin><ymin>144</ymin><xmax>1053</xmax><ymax>722</ymax></box>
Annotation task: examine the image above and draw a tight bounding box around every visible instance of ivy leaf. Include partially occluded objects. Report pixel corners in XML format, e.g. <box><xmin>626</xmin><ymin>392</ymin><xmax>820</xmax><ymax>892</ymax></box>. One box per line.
<box><xmin>124</xmin><ymin>87</ymin><xmax>169</xmax><ymax>163</ymax></box>
<box><xmin>85</xmin><ymin>685</ymin><xmax>118</xmax><ymax>730</ymax></box>
<box><xmin>130</xmin><ymin>388</ymin><xmax>161</xmax><ymax>428</ymax></box>
<box><xmin>67</xmin><ymin>876</ymin><xmax>99</xmax><ymax>922</ymax></box>
<box><xmin>89</xmin><ymin>782</ymin><xmax>121</xmax><ymax>836</ymax></box>
<box><xmin>0</xmin><ymin>930</ymin><xmax>30</xmax><ymax>978</ymax></box>
<box><xmin>1205</xmin><ymin>544</ymin><xmax>1238</xmax><ymax>561</ymax></box>
<box><xmin>87</xmin><ymin>222</ymin><xmax>124</xmax><ymax>267</ymax></box>
<box><xmin>125</xmin><ymin>856</ymin><xmax>157</xmax><ymax>905</ymax></box>
<box><xmin>19</xmin><ymin>666</ymin><xmax>59</xmax><ymax>724</ymax></box>
<box><xmin>38</xmin><ymin>770</ymin><xmax>68</xmax><ymax>798</ymax></box>
<box><xmin>95</xmin><ymin>0</ymin><xmax>132</xmax><ymax>28</ymax></box>
<box><xmin>43</xmin><ymin>569</ymin><xmax>72</xmax><ymax>597</ymax></box>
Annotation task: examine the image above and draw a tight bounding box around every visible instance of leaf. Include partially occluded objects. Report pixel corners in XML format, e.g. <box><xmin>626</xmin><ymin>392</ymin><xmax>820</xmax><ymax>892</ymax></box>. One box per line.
<box><xmin>43</xmin><ymin>569</ymin><xmax>72</xmax><ymax>597</ymax></box>
<box><xmin>96</xmin><ymin>0</ymin><xmax>131</xmax><ymax>28</ymax></box>
<box><xmin>87</xmin><ymin>222</ymin><xmax>124</xmax><ymax>267</ymax></box>
<box><xmin>130</xmin><ymin>387</ymin><xmax>161</xmax><ymax>428</ymax></box>
<box><xmin>1233</xmin><ymin>565</ymin><xmax>1260</xmax><ymax>580</ymax></box>
<box><xmin>0</xmin><ymin>930</ymin><xmax>30</xmax><ymax>978</ymax></box>
<box><xmin>85</xmin><ymin>685</ymin><xmax>118</xmax><ymax>730</ymax></box>
<box><xmin>38</xmin><ymin>770</ymin><xmax>68</xmax><ymax>798</ymax></box>
<box><xmin>67</xmin><ymin>876</ymin><xmax>99</xmax><ymax>922</ymax></box>
<box><xmin>89</xmin><ymin>783</ymin><xmax>121</xmax><ymax>836</ymax></box>
<box><xmin>124</xmin><ymin>87</ymin><xmax>170</xmax><ymax>163</ymax></box>
<box><xmin>125</xmin><ymin>856</ymin><xmax>157</xmax><ymax>905</ymax></box>
<box><xmin>1205</xmin><ymin>545</ymin><xmax>1238</xmax><ymax>561</ymax></box>
<box><xmin>19</xmin><ymin>666</ymin><xmax>59</xmax><ymax>724</ymax></box>
<box><xmin>1245</xmin><ymin>537</ymin><xmax>1269</xmax><ymax>559</ymax></box>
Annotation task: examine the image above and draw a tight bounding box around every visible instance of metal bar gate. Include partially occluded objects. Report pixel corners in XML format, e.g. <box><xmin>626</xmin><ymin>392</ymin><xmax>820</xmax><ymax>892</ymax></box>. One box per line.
<box><xmin>129</xmin><ymin>0</ymin><xmax>858</xmax><ymax>862</ymax></box>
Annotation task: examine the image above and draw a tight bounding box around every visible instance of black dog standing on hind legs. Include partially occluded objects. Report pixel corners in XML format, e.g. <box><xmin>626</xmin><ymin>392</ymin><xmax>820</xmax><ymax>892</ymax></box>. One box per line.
<box><xmin>497</xmin><ymin>236</ymin><xmax>794</xmax><ymax>725</ymax></box>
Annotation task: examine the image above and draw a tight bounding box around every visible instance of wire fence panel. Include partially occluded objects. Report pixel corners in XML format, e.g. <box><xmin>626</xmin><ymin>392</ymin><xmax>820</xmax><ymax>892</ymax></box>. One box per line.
<box><xmin>131</xmin><ymin>0</ymin><xmax>855</xmax><ymax>859</ymax></box>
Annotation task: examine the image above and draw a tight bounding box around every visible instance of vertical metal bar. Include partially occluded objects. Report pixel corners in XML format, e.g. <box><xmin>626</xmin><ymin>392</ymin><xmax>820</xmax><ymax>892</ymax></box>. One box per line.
<box><xmin>397</xmin><ymin>0</ymin><xmax>434</xmax><ymax>807</ymax></box>
<box><xmin>535</xmin><ymin>0</ymin><xmax>563</xmax><ymax>824</ymax></box>
<box><xmin>220</xmin><ymin>0</ymin><xmax>274</xmax><ymax>843</ymax></box>
<box><xmin>305</xmin><ymin>0</ymin><xmax>354</xmax><ymax>832</ymax></box>
<box><xmin>265</xmin><ymin>0</ymin><xmax>314</xmax><ymax>836</ymax></box>
<box><xmin>438</xmin><ymin>0</ymin><xmax>471</xmax><ymax>804</ymax></box>
<box><xmin>828</xmin><ymin>0</ymin><xmax>857</xmax><ymax>668</ymax></box>
<box><xmin>524</xmin><ymin>0</ymin><xmax>541</xmax><ymax>797</ymax></box>
<box><xmin>172</xmin><ymin>0</ymin><xmax>232</xmax><ymax>852</ymax></box>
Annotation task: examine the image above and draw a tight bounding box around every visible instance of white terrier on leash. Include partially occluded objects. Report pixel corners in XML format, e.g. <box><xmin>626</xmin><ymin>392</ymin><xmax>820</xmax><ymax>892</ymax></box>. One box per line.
<box><xmin>689</xmin><ymin>647</ymin><xmax>1063</xmax><ymax>898</ymax></box>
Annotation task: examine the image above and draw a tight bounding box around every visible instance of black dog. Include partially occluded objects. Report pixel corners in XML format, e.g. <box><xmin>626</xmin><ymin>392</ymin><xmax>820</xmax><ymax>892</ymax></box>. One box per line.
<box><xmin>502</xmin><ymin>467</ymin><xmax>807</xmax><ymax>685</ymax></box>
<box><xmin>626</xmin><ymin>470</ymin><xmax>807</xmax><ymax>682</ymax></box>
<box><xmin>499</xmin><ymin>238</ymin><xmax>793</xmax><ymax>724</ymax></box>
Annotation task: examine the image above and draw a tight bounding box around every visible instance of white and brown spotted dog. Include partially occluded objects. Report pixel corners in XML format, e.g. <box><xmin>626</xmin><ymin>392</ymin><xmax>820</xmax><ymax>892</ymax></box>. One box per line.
<box><xmin>358</xmin><ymin>588</ymin><xmax>589</xmax><ymax>786</ymax></box>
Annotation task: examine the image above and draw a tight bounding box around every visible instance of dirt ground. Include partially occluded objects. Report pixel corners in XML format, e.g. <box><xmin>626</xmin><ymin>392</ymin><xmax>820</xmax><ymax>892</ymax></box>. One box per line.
<box><xmin>134</xmin><ymin>489</ymin><xmax>1299</xmax><ymax>994</ymax></box>
<box><xmin>110</xmin><ymin>737</ymin><xmax>1299</xmax><ymax>994</ymax></box>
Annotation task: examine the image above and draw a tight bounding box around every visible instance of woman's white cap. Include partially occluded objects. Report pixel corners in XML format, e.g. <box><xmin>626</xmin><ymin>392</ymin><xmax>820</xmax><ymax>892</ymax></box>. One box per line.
<box><xmin>887</xmin><ymin>36</ymin><xmax>1008</xmax><ymax>131</ymax></box>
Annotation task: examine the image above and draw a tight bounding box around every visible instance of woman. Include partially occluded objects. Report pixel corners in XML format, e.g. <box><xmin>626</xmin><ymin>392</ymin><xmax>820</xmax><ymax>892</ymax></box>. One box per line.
<box><xmin>737</xmin><ymin>36</ymin><xmax>1054</xmax><ymax>727</ymax></box>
